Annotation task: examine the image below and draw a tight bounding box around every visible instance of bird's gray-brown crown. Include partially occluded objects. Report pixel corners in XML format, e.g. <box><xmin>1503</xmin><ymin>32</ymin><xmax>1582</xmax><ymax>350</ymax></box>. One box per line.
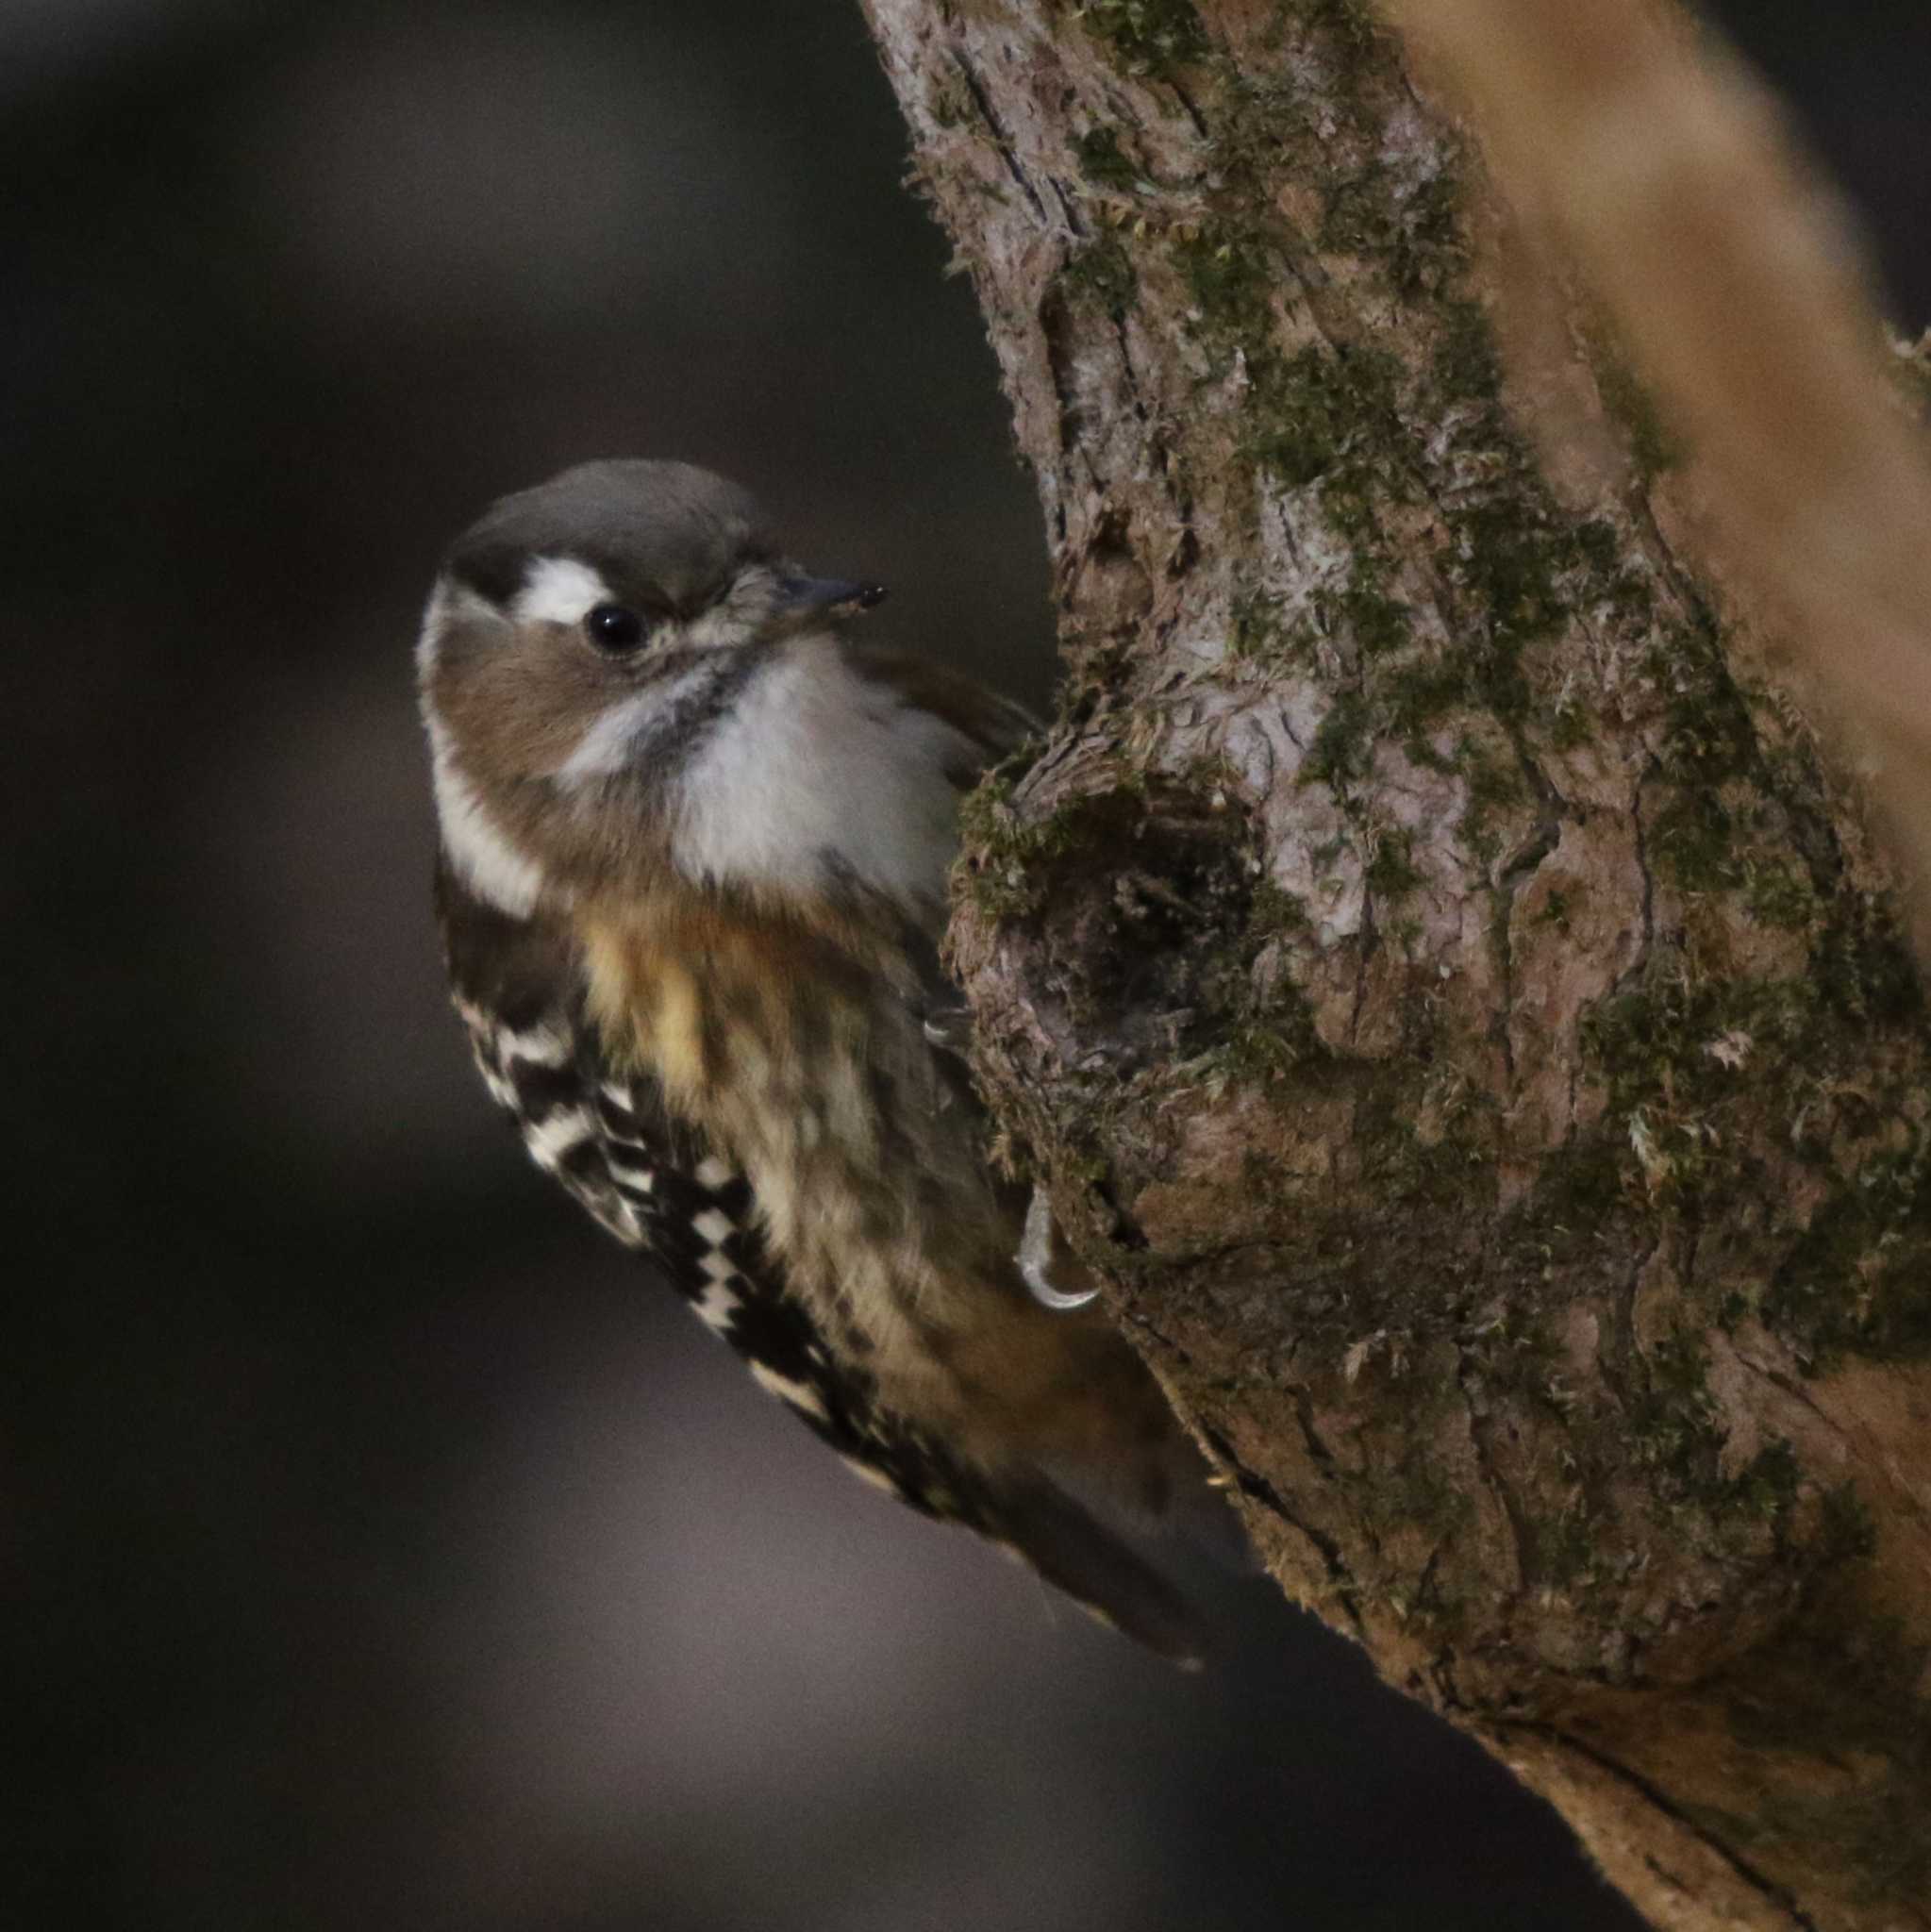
<box><xmin>445</xmin><ymin>459</ymin><xmax>770</xmax><ymax>614</ymax></box>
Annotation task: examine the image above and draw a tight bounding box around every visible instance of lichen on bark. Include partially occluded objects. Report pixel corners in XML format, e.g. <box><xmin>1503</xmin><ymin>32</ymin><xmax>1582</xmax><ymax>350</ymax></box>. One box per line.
<box><xmin>862</xmin><ymin>1</ymin><xmax>1931</xmax><ymax>1924</ymax></box>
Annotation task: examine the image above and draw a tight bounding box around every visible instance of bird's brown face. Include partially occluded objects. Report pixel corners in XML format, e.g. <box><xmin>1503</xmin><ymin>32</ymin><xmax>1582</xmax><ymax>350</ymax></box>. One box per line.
<box><xmin>417</xmin><ymin>458</ymin><xmax>884</xmax><ymax>914</ymax></box>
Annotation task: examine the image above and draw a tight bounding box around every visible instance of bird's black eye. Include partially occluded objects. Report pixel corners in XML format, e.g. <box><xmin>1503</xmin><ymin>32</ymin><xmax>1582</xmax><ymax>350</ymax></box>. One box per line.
<box><xmin>585</xmin><ymin>603</ymin><xmax>648</xmax><ymax>653</ymax></box>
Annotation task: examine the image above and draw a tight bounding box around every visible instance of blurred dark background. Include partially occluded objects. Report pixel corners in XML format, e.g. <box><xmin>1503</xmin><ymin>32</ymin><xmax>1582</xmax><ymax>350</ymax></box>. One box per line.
<box><xmin>8</xmin><ymin>5</ymin><xmax>1923</xmax><ymax>1928</ymax></box>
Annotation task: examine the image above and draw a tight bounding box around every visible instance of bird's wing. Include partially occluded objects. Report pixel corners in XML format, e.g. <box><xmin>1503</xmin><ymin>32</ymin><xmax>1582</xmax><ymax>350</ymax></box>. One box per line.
<box><xmin>435</xmin><ymin>861</ymin><xmax>1207</xmax><ymax>1663</ymax></box>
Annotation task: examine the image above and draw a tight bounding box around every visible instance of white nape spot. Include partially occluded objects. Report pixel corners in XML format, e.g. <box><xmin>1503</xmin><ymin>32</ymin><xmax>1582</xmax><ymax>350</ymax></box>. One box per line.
<box><xmin>699</xmin><ymin>1248</ymin><xmax>736</xmax><ymax>1283</ymax></box>
<box><xmin>671</xmin><ymin>641</ymin><xmax>975</xmax><ymax>912</ymax></box>
<box><xmin>693</xmin><ymin>1155</ymin><xmax>737</xmax><ymax>1190</ymax></box>
<box><xmin>424</xmin><ymin>715</ymin><xmax>547</xmax><ymax>919</ymax></box>
<box><xmin>524</xmin><ymin>1108</ymin><xmax>593</xmax><ymax>1167</ymax></box>
<box><xmin>512</xmin><ymin>554</ymin><xmax>616</xmax><ymax>627</ymax></box>
<box><xmin>692</xmin><ymin>1208</ymin><xmax>736</xmax><ymax>1246</ymax></box>
<box><xmin>749</xmin><ymin>1361</ymin><xmax>829</xmax><ymax>1422</ymax></box>
<box><xmin>693</xmin><ymin>1278</ymin><xmax>740</xmax><ymax>1334</ymax></box>
<box><xmin>414</xmin><ymin>576</ymin><xmax>499</xmax><ymax>675</ymax></box>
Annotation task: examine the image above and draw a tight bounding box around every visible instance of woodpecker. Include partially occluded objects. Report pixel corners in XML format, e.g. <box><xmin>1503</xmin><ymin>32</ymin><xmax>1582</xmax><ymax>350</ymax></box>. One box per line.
<box><xmin>418</xmin><ymin>459</ymin><xmax>1213</xmax><ymax>1661</ymax></box>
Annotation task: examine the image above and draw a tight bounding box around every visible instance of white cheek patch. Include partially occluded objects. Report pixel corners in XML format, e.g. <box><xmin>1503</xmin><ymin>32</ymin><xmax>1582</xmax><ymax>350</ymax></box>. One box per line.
<box><xmin>414</xmin><ymin>577</ymin><xmax>501</xmax><ymax>675</ymax></box>
<box><xmin>424</xmin><ymin>715</ymin><xmax>547</xmax><ymax>919</ymax></box>
<box><xmin>513</xmin><ymin>555</ymin><xmax>616</xmax><ymax>627</ymax></box>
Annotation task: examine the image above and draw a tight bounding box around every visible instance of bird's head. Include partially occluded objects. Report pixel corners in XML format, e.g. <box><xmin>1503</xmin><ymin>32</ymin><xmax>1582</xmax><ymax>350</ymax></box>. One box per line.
<box><xmin>418</xmin><ymin>458</ymin><xmax>887</xmax><ymax>915</ymax></box>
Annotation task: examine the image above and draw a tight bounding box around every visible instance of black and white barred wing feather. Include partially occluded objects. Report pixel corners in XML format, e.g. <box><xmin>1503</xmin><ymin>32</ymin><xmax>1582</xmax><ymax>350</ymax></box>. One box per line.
<box><xmin>441</xmin><ymin>871</ymin><xmax>892</xmax><ymax>1465</ymax></box>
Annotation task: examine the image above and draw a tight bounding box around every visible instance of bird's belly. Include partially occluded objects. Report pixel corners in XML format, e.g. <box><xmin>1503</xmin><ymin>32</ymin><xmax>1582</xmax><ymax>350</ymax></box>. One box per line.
<box><xmin>580</xmin><ymin>905</ymin><xmax>1010</xmax><ymax>1381</ymax></box>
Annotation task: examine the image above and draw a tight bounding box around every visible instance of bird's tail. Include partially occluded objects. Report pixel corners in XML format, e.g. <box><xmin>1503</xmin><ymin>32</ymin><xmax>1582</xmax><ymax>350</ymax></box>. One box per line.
<box><xmin>988</xmin><ymin>1473</ymin><xmax>1213</xmax><ymax>1668</ymax></box>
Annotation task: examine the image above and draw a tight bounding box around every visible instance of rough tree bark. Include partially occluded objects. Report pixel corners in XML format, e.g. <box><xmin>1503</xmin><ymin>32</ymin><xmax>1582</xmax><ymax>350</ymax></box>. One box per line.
<box><xmin>858</xmin><ymin>2</ymin><xmax>1931</xmax><ymax>1927</ymax></box>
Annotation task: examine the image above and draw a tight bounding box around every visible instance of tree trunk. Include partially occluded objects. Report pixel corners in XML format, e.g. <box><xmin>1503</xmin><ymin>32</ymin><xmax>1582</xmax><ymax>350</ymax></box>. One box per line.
<box><xmin>859</xmin><ymin>2</ymin><xmax>1931</xmax><ymax>1926</ymax></box>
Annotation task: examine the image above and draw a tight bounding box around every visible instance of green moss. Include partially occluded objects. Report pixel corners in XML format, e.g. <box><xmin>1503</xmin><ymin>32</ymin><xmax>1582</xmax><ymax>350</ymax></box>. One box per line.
<box><xmin>1811</xmin><ymin>897</ymin><xmax>1924</xmax><ymax>1028</ymax></box>
<box><xmin>1302</xmin><ymin>0</ymin><xmax>1384</xmax><ymax>58</ymax></box>
<box><xmin>1174</xmin><ymin>223</ymin><xmax>1278</xmax><ymax>347</ymax></box>
<box><xmin>1214</xmin><ymin>990</ymin><xmax>1327</xmax><ymax>1084</ymax></box>
<box><xmin>1582</xmin><ymin>974</ymin><xmax>1796</xmax><ymax>1121</ymax></box>
<box><xmin>1323</xmin><ymin>163</ymin><xmax>1465</xmax><ymax>291</ymax></box>
<box><xmin>1627</xmin><ymin>1330</ymin><xmax>1726</xmax><ymax>1489</ymax></box>
<box><xmin>1409</xmin><ymin>305</ymin><xmax>1685</xmax><ymax>759</ymax></box>
<box><xmin>1079</xmin><ymin>0</ymin><xmax>1209</xmax><ymax>78</ymax></box>
<box><xmin>1454</xmin><ymin>500</ymin><xmax>1570</xmax><ymax>703</ymax></box>
<box><xmin>1459</xmin><ymin>744</ymin><xmax>1523</xmax><ymax>830</ymax></box>
<box><xmin>1174</xmin><ymin>223</ymin><xmax>1408</xmax><ymax>508</ymax></box>
<box><xmin>1743</xmin><ymin>859</ymin><xmax>1817</xmax><ymax>930</ymax></box>
<box><xmin>1727</xmin><ymin>1439</ymin><xmax>1802</xmax><ymax>1521</ymax></box>
<box><xmin>1526</xmin><ymin>1504</ymin><xmax>1601</xmax><ymax>1588</ymax></box>
<box><xmin>1514</xmin><ymin>1137</ymin><xmax>1635</xmax><ymax>1263</ymax></box>
<box><xmin>1548</xmin><ymin>686</ymin><xmax>1594</xmax><ymax>750</ymax></box>
<box><xmin>1059</xmin><ymin>232</ymin><xmax>1136</xmax><ymax>317</ymax></box>
<box><xmin>1174</xmin><ymin>863</ymin><xmax>1330</xmax><ymax>1091</ymax></box>
<box><xmin>1343</xmin><ymin>1073</ymin><xmax>1496</xmax><ymax>1221</ymax></box>
<box><xmin>1367</xmin><ymin>1450</ymin><xmax>1474</xmax><ymax>1553</ymax></box>
<box><xmin>1431</xmin><ymin>298</ymin><xmax>1504</xmax><ymax>412</ymax></box>
<box><xmin>1573</xmin><ymin>517</ymin><xmax>1620</xmax><ymax>575</ymax></box>
<box><xmin>1383</xmin><ymin>658</ymin><xmax>1465</xmax><ymax>743</ymax></box>
<box><xmin>1329</xmin><ymin>569</ymin><xmax>1411</xmax><ymax>659</ymax></box>
<box><xmin>1645</xmin><ymin>614</ymin><xmax>1763</xmax><ymax>891</ymax></box>
<box><xmin>925</xmin><ymin>70</ymin><xmax>973</xmax><ymax>131</ymax></box>
<box><xmin>1301</xmin><ymin>688</ymin><xmax>1374</xmax><ymax>793</ymax></box>
<box><xmin>1074</xmin><ymin>125</ymin><xmax>1140</xmax><ymax>192</ymax></box>
<box><xmin>1249</xmin><ymin>879</ymin><xmax>1314</xmax><ymax>934</ymax></box>
<box><xmin>1765</xmin><ymin>1131</ymin><xmax>1931</xmax><ymax>1362</ymax></box>
<box><xmin>1366</xmin><ymin>827</ymin><xmax>1423</xmax><ymax>897</ymax></box>
<box><xmin>955</xmin><ymin>777</ymin><xmax>1085</xmax><ymax>920</ymax></box>
<box><xmin>1650</xmin><ymin>791</ymin><xmax>1737</xmax><ymax>893</ymax></box>
<box><xmin>1574</xmin><ymin>938</ymin><xmax>1931</xmax><ymax>1364</ymax></box>
<box><xmin>1334</xmin><ymin>492</ymin><xmax>1573</xmax><ymax>765</ymax></box>
<box><xmin>1588</xmin><ymin>322</ymin><xmax>1683</xmax><ymax>475</ymax></box>
<box><xmin>1228</xmin><ymin>589</ymin><xmax>1296</xmax><ymax>664</ymax></box>
<box><xmin>1243</xmin><ymin>343</ymin><xmax>1402</xmax><ymax>490</ymax></box>
<box><xmin>1816</xmin><ymin>1480</ymin><xmax>1879</xmax><ymax>1564</ymax></box>
<box><xmin>1391</xmin><ymin>171</ymin><xmax>1465</xmax><ymax>287</ymax></box>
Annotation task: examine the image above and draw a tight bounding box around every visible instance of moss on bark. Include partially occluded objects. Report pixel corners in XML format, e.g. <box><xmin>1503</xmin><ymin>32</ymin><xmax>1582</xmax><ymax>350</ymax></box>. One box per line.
<box><xmin>863</xmin><ymin>0</ymin><xmax>1931</xmax><ymax>1923</ymax></box>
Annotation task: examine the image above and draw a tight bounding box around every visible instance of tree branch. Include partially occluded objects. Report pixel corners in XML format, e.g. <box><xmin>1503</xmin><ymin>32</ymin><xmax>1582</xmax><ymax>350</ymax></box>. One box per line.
<box><xmin>1385</xmin><ymin>0</ymin><xmax>1931</xmax><ymax>961</ymax></box>
<box><xmin>861</xmin><ymin>2</ymin><xmax>1931</xmax><ymax>1923</ymax></box>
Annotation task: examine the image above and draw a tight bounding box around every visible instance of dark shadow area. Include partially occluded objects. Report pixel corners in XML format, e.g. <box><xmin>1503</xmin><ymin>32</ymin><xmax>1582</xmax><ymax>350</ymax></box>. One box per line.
<box><xmin>8</xmin><ymin>3</ymin><xmax>1921</xmax><ymax>1925</ymax></box>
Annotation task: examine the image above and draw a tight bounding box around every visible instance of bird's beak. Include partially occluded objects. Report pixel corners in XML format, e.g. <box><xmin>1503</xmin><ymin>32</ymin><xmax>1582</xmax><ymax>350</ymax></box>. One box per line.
<box><xmin>777</xmin><ymin>575</ymin><xmax>889</xmax><ymax>627</ymax></box>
